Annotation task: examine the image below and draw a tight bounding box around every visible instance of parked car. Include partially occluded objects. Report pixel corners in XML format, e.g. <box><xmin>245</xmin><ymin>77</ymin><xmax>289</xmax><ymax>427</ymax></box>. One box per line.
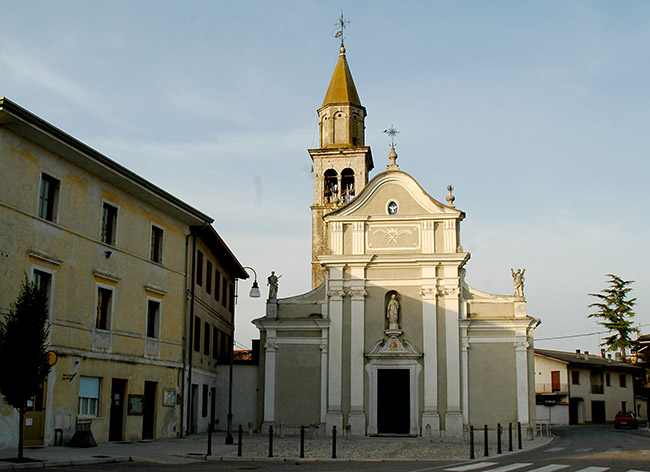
<box><xmin>614</xmin><ymin>411</ymin><xmax>638</xmax><ymax>429</ymax></box>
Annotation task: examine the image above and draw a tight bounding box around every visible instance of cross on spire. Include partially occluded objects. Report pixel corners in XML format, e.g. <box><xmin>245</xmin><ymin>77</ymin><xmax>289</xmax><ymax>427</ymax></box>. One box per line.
<box><xmin>333</xmin><ymin>11</ymin><xmax>351</xmax><ymax>46</ymax></box>
<box><xmin>383</xmin><ymin>124</ymin><xmax>400</xmax><ymax>149</ymax></box>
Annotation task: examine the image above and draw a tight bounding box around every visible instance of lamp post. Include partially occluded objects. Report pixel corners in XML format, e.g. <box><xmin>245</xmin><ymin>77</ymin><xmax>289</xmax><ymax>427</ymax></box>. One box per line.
<box><xmin>226</xmin><ymin>266</ymin><xmax>260</xmax><ymax>445</ymax></box>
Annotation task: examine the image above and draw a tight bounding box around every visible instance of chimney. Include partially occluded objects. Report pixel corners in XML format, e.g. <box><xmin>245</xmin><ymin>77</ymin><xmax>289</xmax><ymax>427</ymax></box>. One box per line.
<box><xmin>576</xmin><ymin>349</ymin><xmax>581</xmax><ymax>358</ymax></box>
<box><xmin>607</xmin><ymin>354</ymin><xmax>612</xmax><ymax>362</ymax></box>
<box><xmin>584</xmin><ymin>350</ymin><xmax>590</xmax><ymax>360</ymax></box>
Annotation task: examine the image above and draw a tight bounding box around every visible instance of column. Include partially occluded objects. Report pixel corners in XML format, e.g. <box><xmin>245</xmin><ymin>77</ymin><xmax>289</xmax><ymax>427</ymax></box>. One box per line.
<box><xmin>320</xmin><ymin>331</ymin><xmax>328</xmax><ymax>425</ymax></box>
<box><xmin>515</xmin><ymin>340</ymin><xmax>530</xmax><ymax>425</ymax></box>
<box><xmin>326</xmin><ymin>288</ymin><xmax>345</xmax><ymax>431</ymax></box>
<box><xmin>348</xmin><ymin>287</ymin><xmax>366</xmax><ymax>435</ymax></box>
<box><xmin>262</xmin><ymin>330</ymin><xmax>277</xmax><ymax>430</ymax></box>
<box><xmin>444</xmin><ymin>285</ymin><xmax>463</xmax><ymax>436</ymax></box>
<box><xmin>420</xmin><ymin>286</ymin><xmax>440</xmax><ymax>431</ymax></box>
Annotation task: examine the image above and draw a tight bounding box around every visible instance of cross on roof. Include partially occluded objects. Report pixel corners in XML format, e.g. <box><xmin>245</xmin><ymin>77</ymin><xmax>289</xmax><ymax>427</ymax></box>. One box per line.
<box><xmin>333</xmin><ymin>11</ymin><xmax>351</xmax><ymax>45</ymax></box>
<box><xmin>383</xmin><ymin>124</ymin><xmax>400</xmax><ymax>148</ymax></box>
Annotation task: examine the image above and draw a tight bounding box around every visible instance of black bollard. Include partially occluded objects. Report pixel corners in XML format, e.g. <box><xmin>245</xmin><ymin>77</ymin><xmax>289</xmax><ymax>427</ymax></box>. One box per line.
<box><xmin>517</xmin><ymin>422</ymin><xmax>522</xmax><ymax>450</ymax></box>
<box><xmin>484</xmin><ymin>425</ymin><xmax>489</xmax><ymax>457</ymax></box>
<box><xmin>332</xmin><ymin>425</ymin><xmax>337</xmax><ymax>459</ymax></box>
<box><xmin>269</xmin><ymin>425</ymin><xmax>274</xmax><ymax>458</ymax></box>
<box><xmin>508</xmin><ymin>422</ymin><xmax>513</xmax><ymax>452</ymax></box>
<box><xmin>237</xmin><ymin>425</ymin><xmax>243</xmax><ymax>457</ymax></box>
<box><xmin>470</xmin><ymin>425</ymin><xmax>475</xmax><ymax>459</ymax></box>
<box><xmin>207</xmin><ymin>421</ymin><xmax>212</xmax><ymax>456</ymax></box>
<box><xmin>300</xmin><ymin>426</ymin><xmax>305</xmax><ymax>458</ymax></box>
<box><xmin>497</xmin><ymin>423</ymin><xmax>502</xmax><ymax>454</ymax></box>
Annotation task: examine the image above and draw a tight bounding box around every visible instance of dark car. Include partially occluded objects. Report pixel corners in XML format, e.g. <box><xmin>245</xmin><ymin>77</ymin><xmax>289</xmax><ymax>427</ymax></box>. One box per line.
<box><xmin>614</xmin><ymin>411</ymin><xmax>638</xmax><ymax>429</ymax></box>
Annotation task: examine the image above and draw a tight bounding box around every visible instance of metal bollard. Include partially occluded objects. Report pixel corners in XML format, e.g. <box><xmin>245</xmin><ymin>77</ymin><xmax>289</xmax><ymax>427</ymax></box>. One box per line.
<box><xmin>237</xmin><ymin>425</ymin><xmax>243</xmax><ymax>457</ymax></box>
<box><xmin>517</xmin><ymin>422</ymin><xmax>522</xmax><ymax>450</ymax></box>
<box><xmin>470</xmin><ymin>425</ymin><xmax>475</xmax><ymax>459</ymax></box>
<box><xmin>508</xmin><ymin>422</ymin><xmax>513</xmax><ymax>452</ymax></box>
<box><xmin>497</xmin><ymin>423</ymin><xmax>502</xmax><ymax>454</ymax></box>
<box><xmin>484</xmin><ymin>425</ymin><xmax>489</xmax><ymax>457</ymax></box>
<box><xmin>332</xmin><ymin>425</ymin><xmax>337</xmax><ymax>459</ymax></box>
<box><xmin>207</xmin><ymin>421</ymin><xmax>212</xmax><ymax>456</ymax></box>
<box><xmin>300</xmin><ymin>426</ymin><xmax>305</xmax><ymax>459</ymax></box>
<box><xmin>269</xmin><ymin>425</ymin><xmax>274</xmax><ymax>458</ymax></box>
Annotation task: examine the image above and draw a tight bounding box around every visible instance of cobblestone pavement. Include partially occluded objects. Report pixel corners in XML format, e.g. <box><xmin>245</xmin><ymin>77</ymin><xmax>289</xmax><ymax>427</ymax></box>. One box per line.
<box><xmin>223</xmin><ymin>434</ymin><xmax>546</xmax><ymax>461</ymax></box>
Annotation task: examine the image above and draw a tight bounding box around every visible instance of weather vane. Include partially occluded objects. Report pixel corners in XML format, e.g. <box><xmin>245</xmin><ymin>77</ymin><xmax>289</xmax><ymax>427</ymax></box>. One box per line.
<box><xmin>333</xmin><ymin>11</ymin><xmax>351</xmax><ymax>46</ymax></box>
<box><xmin>383</xmin><ymin>124</ymin><xmax>400</xmax><ymax>148</ymax></box>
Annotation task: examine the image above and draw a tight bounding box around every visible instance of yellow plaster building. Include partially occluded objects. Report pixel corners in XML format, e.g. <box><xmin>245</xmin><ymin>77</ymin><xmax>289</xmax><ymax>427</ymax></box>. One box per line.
<box><xmin>0</xmin><ymin>98</ymin><xmax>245</xmax><ymax>447</ymax></box>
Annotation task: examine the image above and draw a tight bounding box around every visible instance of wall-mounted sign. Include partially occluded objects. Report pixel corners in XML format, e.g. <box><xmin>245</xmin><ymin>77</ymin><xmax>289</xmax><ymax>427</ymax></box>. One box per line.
<box><xmin>128</xmin><ymin>394</ymin><xmax>144</xmax><ymax>415</ymax></box>
<box><xmin>163</xmin><ymin>389</ymin><xmax>176</xmax><ymax>407</ymax></box>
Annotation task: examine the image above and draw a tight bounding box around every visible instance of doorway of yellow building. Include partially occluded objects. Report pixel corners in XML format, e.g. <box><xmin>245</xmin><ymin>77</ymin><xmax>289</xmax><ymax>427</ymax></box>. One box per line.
<box><xmin>23</xmin><ymin>381</ymin><xmax>47</xmax><ymax>446</ymax></box>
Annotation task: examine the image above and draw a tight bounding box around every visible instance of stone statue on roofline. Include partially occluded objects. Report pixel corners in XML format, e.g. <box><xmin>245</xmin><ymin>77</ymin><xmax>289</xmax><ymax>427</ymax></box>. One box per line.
<box><xmin>511</xmin><ymin>268</ymin><xmax>525</xmax><ymax>298</ymax></box>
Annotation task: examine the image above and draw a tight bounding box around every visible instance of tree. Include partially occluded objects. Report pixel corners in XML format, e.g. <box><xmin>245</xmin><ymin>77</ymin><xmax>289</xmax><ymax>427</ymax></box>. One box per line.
<box><xmin>588</xmin><ymin>274</ymin><xmax>638</xmax><ymax>361</ymax></box>
<box><xmin>0</xmin><ymin>276</ymin><xmax>51</xmax><ymax>460</ymax></box>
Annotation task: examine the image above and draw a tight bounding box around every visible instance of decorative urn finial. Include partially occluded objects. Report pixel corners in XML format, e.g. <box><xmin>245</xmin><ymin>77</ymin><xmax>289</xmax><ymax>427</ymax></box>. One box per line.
<box><xmin>446</xmin><ymin>185</ymin><xmax>455</xmax><ymax>207</ymax></box>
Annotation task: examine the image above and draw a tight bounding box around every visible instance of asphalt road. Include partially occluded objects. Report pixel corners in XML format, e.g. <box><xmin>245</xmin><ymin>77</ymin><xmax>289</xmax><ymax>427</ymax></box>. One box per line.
<box><xmin>37</xmin><ymin>425</ymin><xmax>649</xmax><ymax>472</ymax></box>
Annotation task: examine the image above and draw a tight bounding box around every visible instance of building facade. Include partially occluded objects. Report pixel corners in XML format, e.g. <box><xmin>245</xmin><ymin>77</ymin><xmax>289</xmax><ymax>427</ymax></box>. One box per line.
<box><xmin>253</xmin><ymin>45</ymin><xmax>540</xmax><ymax>437</ymax></box>
<box><xmin>0</xmin><ymin>98</ymin><xmax>244</xmax><ymax>447</ymax></box>
<box><xmin>184</xmin><ymin>226</ymin><xmax>247</xmax><ymax>436</ymax></box>
<box><xmin>535</xmin><ymin>348</ymin><xmax>643</xmax><ymax>425</ymax></box>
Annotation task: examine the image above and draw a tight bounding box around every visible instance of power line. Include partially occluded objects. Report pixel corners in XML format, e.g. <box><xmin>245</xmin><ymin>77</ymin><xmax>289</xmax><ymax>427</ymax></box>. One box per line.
<box><xmin>536</xmin><ymin>323</ymin><xmax>650</xmax><ymax>342</ymax></box>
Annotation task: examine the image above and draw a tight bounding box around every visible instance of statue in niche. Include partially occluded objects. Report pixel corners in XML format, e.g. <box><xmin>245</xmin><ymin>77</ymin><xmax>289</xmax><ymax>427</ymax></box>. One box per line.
<box><xmin>386</xmin><ymin>294</ymin><xmax>400</xmax><ymax>330</ymax></box>
<box><xmin>267</xmin><ymin>271</ymin><xmax>281</xmax><ymax>300</ymax></box>
<box><xmin>511</xmin><ymin>268</ymin><xmax>525</xmax><ymax>298</ymax></box>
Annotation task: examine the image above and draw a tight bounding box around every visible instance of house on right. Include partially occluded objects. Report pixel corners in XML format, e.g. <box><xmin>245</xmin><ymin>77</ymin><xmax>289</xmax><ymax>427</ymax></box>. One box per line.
<box><xmin>534</xmin><ymin>349</ymin><xmax>644</xmax><ymax>425</ymax></box>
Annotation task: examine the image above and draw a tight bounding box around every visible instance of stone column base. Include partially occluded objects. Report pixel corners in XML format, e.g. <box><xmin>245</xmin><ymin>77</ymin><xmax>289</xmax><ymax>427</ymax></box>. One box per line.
<box><xmin>348</xmin><ymin>411</ymin><xmax>366</xmax><ymax>436</ymax></box>
<box><xmin>421</xmin><ymin>410</ymin><xmax>440</xmax><ymax>438</ymax></box>
<box><xmin>325</xmin><ymin>411</ymin><xmax>343</xmax><ymax>436</ymax></box>
<box><xmin>445</xmin><ymin>411</ymin><xmax>464</xmax><ymax>437</ymax></box>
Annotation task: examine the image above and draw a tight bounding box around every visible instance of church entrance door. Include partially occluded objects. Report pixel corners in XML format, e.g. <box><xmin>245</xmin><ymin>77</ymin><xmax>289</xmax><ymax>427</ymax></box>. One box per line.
<box><xmin>377</xmin><ymin>369</ymin><xmax>410</xmax><ymax>434</ymax></box>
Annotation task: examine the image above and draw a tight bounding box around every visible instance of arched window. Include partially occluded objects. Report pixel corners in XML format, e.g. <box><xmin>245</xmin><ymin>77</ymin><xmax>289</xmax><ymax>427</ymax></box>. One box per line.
<box><xmin>324</xmin><ymin>169</ymin><xmax>338</xmax><ymax>203</ymax></box>
<box><xmin>341</xmin><ymin>168</ymin><xmax>355</xmax><ymax>203</ymax></box>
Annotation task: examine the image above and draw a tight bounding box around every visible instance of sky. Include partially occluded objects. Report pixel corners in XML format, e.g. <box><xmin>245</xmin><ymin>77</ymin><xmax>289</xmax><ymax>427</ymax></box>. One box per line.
<box><xmin>2</xmin><ymin>1</ymin><xmax>649</xmax><ymax>354</ymax></box>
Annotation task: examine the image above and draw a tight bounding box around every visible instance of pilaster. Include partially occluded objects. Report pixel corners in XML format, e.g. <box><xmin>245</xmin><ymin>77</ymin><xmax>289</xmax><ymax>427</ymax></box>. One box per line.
<box><xmin>420</xmin><ymin>285</ymin><xmax>439</xmax><ymax>431</ymax></box>
<box><xmin>515</xmin><ymin>340</ymin><xmax>530</xmax><ymax>425</ymax></box>
<box><xmin>349</xmin><ymin>286</ymin><xmax>367</xmax><ymax>435</ymax></box>
<box><xmin>326</xmin><ymin>287</ymin><xmax>345</xmax><ymax>431</ymax></box>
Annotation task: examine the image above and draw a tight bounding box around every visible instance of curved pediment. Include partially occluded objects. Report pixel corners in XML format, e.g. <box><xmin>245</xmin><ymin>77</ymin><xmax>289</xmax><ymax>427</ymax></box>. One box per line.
<box><xmin>325</xmin><ymin>170</ymin><xmax>463</xmax><ymax>221</ymax></box>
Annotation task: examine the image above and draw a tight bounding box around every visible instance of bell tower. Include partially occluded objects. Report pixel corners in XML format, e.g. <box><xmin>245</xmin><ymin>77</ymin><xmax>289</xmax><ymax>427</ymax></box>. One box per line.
<box><xmin>309</xmin><ymin>44</ymin><xmax>374</xmax><ymax>288</ymax></box>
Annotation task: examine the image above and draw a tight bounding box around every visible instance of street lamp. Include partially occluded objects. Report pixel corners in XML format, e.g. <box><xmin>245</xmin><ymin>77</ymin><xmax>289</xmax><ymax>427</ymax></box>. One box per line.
<box><xmin>226</xmin><ymin>266</ymin><xmax>260</xmax><ymax>445</ymax></box>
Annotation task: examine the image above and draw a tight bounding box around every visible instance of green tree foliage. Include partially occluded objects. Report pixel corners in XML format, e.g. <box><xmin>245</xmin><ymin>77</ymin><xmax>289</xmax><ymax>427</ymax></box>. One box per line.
<box><xmin>588</xmin><ymin>274</ymin><xmax>638</xmax><ymax>361</ymax></box>
<box><xmin>0</xmin><ymin>276</ymin><xmax>51</xmax><ymax>459</ymax></box>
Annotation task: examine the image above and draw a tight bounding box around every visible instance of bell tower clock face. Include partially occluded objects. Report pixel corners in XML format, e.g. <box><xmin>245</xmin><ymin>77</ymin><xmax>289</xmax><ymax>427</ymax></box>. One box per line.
<box><xmin>387</xmin><ymin>201</ymin><xmax>399</xmax><ymax>215</ymax></box>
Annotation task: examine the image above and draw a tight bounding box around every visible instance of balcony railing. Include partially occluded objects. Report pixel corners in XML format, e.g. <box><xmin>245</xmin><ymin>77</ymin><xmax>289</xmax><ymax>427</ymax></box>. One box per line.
<box><xmin>536</xmin><ymin>383</ymin><xmax>568</xmax><ymax>394</ymax></box>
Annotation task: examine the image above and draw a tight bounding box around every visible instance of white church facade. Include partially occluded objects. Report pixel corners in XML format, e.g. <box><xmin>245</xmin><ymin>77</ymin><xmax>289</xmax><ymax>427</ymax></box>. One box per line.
<box><xmin>253</xmin><ymin>44</ymin><xmax>540</xmax><ymax>437</ymax></box>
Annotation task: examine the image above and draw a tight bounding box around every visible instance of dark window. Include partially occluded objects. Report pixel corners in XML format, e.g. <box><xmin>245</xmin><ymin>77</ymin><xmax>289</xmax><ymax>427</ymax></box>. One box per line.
<box><xmin>324</xmin><ymin>169</ymin><xmax>338</xmax><ymax>203</ymax></box>
<box><xmin>146</xmin><ymin>300</ymin><xmax>160</xmax><ymax>338</ymax></box>
<box><xmin>38</xmin><ymin>173</ymin><xmax>60</xmax><ymax>221</ymax></box>
<box><xmin>193</xmin><ymin>316</ymin><xmax>201</xmax><ymax>352</ymax></box>
<box><xmin>571</xmin><ymin>370</ymin><xmax>580</xmax><ymax>385</ymax></box>
<box><xmin>606</xmin><ymin>373</ymin><xmax>611</xmax><ymax>387</ymax></box>
<box><xmin>206</xmin><ymin>261</ymin><xmax>212</xmax><ymax>294</ymax></box>
<box><xmin>151</xmin><ymin>226</ymin><xmax>164</xmax><ymax>263</ymax></box>
<box><xmin>619</xmin><ymin>374</ymin><xmax>626</xmax><ymax>388</ymax></box>
<box><xmin>341</xmin><ymin>168</ymin><xmax>355</xmax><ymax>203</ymax></box>
<box><xmin>203</xmin><ymin>321</ymin><xmax>210</xmax><ymax>356</ymax></box>
<box><xmin>96</xmin><ymin>287</ymin><xmax>112</xmax><ymax>330</ymax></box>
<box><xmin>196</xmin><ymin>250</ymin><xmax>203</xmax><ymax>286</ymax></box>
<box><xmin>33</xmin><ymin>270</ymin><xmax>52</xmax><ymax>318</ymax></box>
<box><xmin>202</xmin><ymin>384</ymin><xmax>208</xmax><ymax>417</ymax></box>
<box><xmin>101</xmin><ymin>202</ymin><xmax>118</xmax><ymax>245</ymax></box>
<box><xmin>214</xmin><ymin>270</ymin><xmax>221</xmax><ymax>301</ymax></box>
<box><xmin>212</xmin><ymin>326</ymin><xmax>219</xmax><ymax>360</ymax></box>
<box><xmin>222</xmin><ymin>278</ymin><xmax>228</xmax><ymax>307</ymax></box>
<box><xmin>621</xmin><ymin>401</ymin><xmax>627</xmax><ymax>412</ymax></box>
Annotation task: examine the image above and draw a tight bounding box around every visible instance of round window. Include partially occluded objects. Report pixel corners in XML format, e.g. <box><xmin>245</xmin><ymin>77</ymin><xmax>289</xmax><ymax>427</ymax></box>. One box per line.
<box><xmin>387</xmin><ymin>201</ymin><xmax>399</xmax><ymax>215</ymax></box>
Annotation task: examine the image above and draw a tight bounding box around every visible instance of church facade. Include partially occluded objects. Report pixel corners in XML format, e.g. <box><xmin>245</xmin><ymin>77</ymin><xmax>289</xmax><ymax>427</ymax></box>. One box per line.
<box><xmin>253</xmin><ymin>44</ymin><xmax>539</xmax><ymax>437</ymax></box>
